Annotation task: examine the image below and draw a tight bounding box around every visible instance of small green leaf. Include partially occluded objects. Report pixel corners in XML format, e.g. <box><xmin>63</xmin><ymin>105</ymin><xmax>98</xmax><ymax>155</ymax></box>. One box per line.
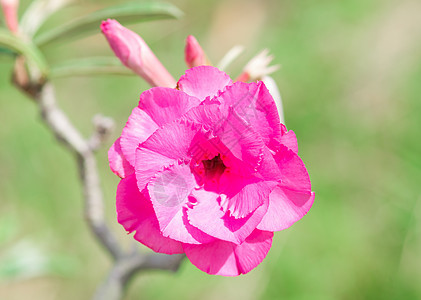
<box><xmin>0</xmin><ymin>29</ymin><xmax>48</xmax><ymax>76</ymax></box>
<box><xmin>34</xmin><ymin>2</ymin><xmax>183</xmax><ymax>47</ymax></box>
<box><xmin>50</xmin><ymin>57</ymin><xmax>134</xmax><ymax>78</ymax></box>
<box><xmin>19</xmin><ymin>0</ymin><xmax>76</xmax><ymax>37</ymax></box>
<box><xmin>0</xmin><ymin>46</ymin><xmax>17</xmax><ymax>57</ymax></box>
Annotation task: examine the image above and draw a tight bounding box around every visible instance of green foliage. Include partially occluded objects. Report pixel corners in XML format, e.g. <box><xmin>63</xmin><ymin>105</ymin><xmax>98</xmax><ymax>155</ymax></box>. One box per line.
<box><xmin>34</xmin><ymin>2</ymin><xmax>183</xmax><ymax>47</ymax></box>
<box><xmin>50</xmin><ymin>57</ymin><xmax>133</xmax><ymax>78</ymax></box>
<box><xmin>0</xmin><ymin>47</ymin><xmax>16</xmax><ymax>57</ymax></box>
<box><xmin>0</xmin><ymin>28</ymin><xmax>48</xmax><ymax>76</ymax></box>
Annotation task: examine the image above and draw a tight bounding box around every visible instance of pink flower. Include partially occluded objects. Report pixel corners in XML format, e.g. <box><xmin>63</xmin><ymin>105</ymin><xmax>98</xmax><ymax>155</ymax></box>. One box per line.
<box><xmin>109</xmin><ymin>66</ymin><xmax>314</xmax><ymax>276</ymax></box>
<box><xmin>1</xmin><ymin>0</ymin><xmax>19</xmax><ymax>33</ymax></box>
<box><xmin>184</xmin><ymin>35</ymin><xmax>208</xmax><ymax>68</ymax></box>
<box><xmin>101</xmin><ymin>19</ymin><xmax>176</xmax><ymax>88</ymax></box>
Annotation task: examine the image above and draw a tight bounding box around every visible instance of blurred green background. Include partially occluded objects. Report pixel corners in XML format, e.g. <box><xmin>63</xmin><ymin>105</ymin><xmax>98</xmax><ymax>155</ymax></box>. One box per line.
<box><xmin>1</xmin><ymin>0</ymin><xmax>421</xmax><ymax>299</ymax></box>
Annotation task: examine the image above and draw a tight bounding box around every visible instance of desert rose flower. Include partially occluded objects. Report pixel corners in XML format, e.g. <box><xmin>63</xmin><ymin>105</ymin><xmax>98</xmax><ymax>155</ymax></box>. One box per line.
<box><xmin>101</xmin><ymin>19</ymin><xmax>176</xmax><ymax>88</ymax></box>
<box><xmin>184</xmin><ymin>35</ymin><xmax>208</xmax><ymax>68</ymax></box>
<box><xmin>1</xmin><ymin>0</ymin><xmax>19</xmax><ymax>33</ymax></box>
<box><xmin>109</xmin><ymin>66</ymin><xmax>314</xmax><ymax>276</ymax></box>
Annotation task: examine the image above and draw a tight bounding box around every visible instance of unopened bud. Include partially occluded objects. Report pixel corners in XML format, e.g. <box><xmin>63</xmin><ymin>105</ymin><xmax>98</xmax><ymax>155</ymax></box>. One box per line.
<box><xmin>184</xmin><ymin>35</ymin><xmax>209</xmax><ymax>68</ymax></box>
<box><xmin>101</xmin><ymin>19</ymin><xmax>176</xmax><ymax>88</ymax></box>
<box><xmin>1</xmin><ymin>0</ymin><xmax>19</xmax><ymax>33</ymax></box>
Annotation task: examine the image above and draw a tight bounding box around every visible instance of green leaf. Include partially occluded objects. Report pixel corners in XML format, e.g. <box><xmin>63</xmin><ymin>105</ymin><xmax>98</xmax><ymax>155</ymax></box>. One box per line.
<box><xmin>0</xmin><ymin>29</ymin><xmax>48</xmax><ymax>76</ymax></box>
<box><xmin>50</xmin><ymin>57</ymin><xmax>134</xmax><ymax>78</ymax></box>
<box><xmin>34</xmin><ymin>2</ymin><xmax>183</xmax><ymax>47</ymax></box>
<box><xmin>0</xmin><ymin>46</ymin><xmax>17</xmax><ymax>57</ymax></box>
<box><xmin>20</xmin><ymin>0</ymin><xmax>76</xmax><ymax>38</ymax></box>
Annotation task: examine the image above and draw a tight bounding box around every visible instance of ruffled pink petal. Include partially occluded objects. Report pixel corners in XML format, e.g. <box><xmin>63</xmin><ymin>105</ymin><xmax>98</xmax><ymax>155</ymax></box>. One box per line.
<box><xmin>257</xmin><ymin>144</ymin><xmax>314</xmax><ymax>231</ymax></box>
<box><xmin>270</xmin><ymin>124</ymin><xmax>298</xmax><ymax>154</ymax></box>
<box><xmin>116</xmin><ymin>174</ymin><xmax>183</xmax><ymax>254</ymax></box>
<box><xmin>120</xmin><ymin>106</ymin><xmax>158</xmax><ymax>166</ymax></box>
<box><xmin>139</xmin><ymin>121</ymin><xmax>201</xmax><ymax>161</ymax></box>
<box><xmin>216</xmin><ymin>108</ymin><xmax>265</xmax><ymax>171</ymax></box>
<box><xmin>135</xmin><ymin>121</ymin><xmax>202</xmax><ymax>191</ymax></box>
<box><xmin>181</xmin><ymin>103</ymin><xmax>228</xmax><ymax>130</ymax></box>
<box><xmin>279</xmin><ymin>125</ymin><xmax>298</xmax><ymax>153</ymax></box>
<box><xmin>135</xmin><ymin>148</ymin><xmax>175</xmax><ymax>191</ymax></box>
<box><xmin>120</xmin><ymin>88</ymin><xmax>200</xmax><ymax>166</ymax></box>
<box><xmin>182</xmin><ymin>103</ymin><xmax>266</xmax><ymax>176</ymax></box>
<box><xmin>257</xmin><ymin>188</ymin><xmax>315</xmax><ymax>231</ymax></box>
<box><xmin>234</xmin><ymin>230</ymin><xmax>273</xmax><ymax>274</ymax></box>
<box><xmin>187</xmin><ymin>189</ymin><xmax>269</xmax><ymax>244</ymax></box>
<box><xmin>218</xmin><ymin>169</ymin><xmax>277</xmax><ymax>218</ymax></box>
<box><xmin>187</xmin><ymin>135</ymin><xmax>220</xmax><ymax>168</ymax></box>
<box><xmin>177</xmin><ymin>66</ymin><xmax>232</xmax><ymax>101</ymax></box>
<box><xmin>139</xmin><ymin>87</ymin><xmax>200</xmax><ymax>126</ymax></box>
<box><xmin>147</xmin><ymin>163</ymin><xmax>214</xmax><ymax>244</ymax></box>
<box><xmin>183</xmin><ymin>229</ymin><xmax>273</xmax><ymax>276</ymax></box>
<box><xmin>184</xmin><ymin>239</ymin><xmax>238</xmax><ymax>276</ymax></box>
<box><xmin>275</xmin><ymin>145</ymin><xmax>311</xmax><ymax>192</ymax></box>
<box><xmin>108</xmin><ymin>137</ymin><xmax>134</xmax><ymax>178</ymax></box>
<box><xmin>216</xmin><ymin>81</ymin><xmax>282</xmax><ymax>149</ymax></box>
<box><xmin>255</xmin><ymin>146</ymin><xmax>283</xmax><ymax>181</ymax></box>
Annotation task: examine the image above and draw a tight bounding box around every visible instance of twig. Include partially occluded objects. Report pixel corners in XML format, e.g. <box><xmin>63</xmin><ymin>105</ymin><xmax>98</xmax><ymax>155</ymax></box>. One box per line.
<box><xmin>35</xmin><ymin>82</ymin><xmax>123</xmax><ymax>258</ymax></box>
<box><xmin>94</xmin><ymin>253</ymin><xmax>184</xmax><ymax>300</ymax></box>
<box><xmin>25</xmin><ymin>81</ymin><xmax>184</xmax><ymax>299</ymax></box>
<box><xmin>88</xmin><ymin>114</ymin><xmax>115</xmax><ymax>151</ymax></box>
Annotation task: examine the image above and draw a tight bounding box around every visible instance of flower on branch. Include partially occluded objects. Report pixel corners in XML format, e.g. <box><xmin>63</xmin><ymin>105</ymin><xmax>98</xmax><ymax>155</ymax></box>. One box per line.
<box><xmin>108</xmin><ymin>66</ymin><xmax>314</xmax><ymax>276</ymax></box>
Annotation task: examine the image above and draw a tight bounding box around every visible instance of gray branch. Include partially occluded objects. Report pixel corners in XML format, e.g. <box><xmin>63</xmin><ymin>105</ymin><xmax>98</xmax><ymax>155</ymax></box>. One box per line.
<box><xmin>94</xmin><ymin>253</ymin><xmax>184</xmax><ymax>300</ymax></box>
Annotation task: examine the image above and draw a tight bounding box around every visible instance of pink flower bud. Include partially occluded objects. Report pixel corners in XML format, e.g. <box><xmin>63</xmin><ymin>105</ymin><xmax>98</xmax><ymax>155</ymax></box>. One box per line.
<box><xmin>101</xmin><ymin>19</ymin><xmax>176</xmax><ymax>88</ymax></box>
<box><xmin>1</xmin><ymin>0</ymin><xmax>19</xmax><ymax>33</ymax></box>
<box><xmin>184</xmin><ymin>35</ymin><xmax>208</xmax><ymax>68</ymax></box>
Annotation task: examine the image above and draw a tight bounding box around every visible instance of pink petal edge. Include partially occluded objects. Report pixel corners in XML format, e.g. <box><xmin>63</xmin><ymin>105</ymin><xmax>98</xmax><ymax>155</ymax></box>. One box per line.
<box><xmin>120</xmin><ymin>87</ymin><xmax>200</xmax><ymax>166</ymax></box>
<box><xmin>147</xmin><ymin>163</ymin><xmax>214</xmax><ymax>244</ymax></box>
<box><xmin>183</xmin><ymin>229</ymin><xmax>273</xmax><ymax>276</ymax></box>
<box><xmin>116</xmin><ymin>174</ymin><xmax>183</xmax><ymax>254</ymax></box>
<box><xmin>187</xmin><ymin>189</ymin><xmax>269</xmax><ymax>245</ymax></box>
<box><xmin>108</xmin><ymin>137</ymin><xmax>134</xmax><ymax>178</ymax></box>
<box><xmin>178</xmin><ymin>66</ymin><xmax>232</xmax><ymax>101</ymax></box>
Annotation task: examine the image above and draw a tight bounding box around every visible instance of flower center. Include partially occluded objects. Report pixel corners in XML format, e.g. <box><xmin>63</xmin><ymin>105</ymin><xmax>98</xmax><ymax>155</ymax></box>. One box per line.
<box><xmin>192</xmin><ymin>154</ymin><xmax>227</xmax><ymax>190</ymax></box>
<box><xmin>202</xmin><ymin>154</ymin><xmax>226</xmax><ymax>180</ymax></box>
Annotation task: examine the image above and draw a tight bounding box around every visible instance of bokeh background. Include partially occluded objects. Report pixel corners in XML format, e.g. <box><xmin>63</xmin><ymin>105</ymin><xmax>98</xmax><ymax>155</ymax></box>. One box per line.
<box><xmin>1</xmin><ymin>0</ymin><xmax>421</xmax><ymax>299</ymax></box>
